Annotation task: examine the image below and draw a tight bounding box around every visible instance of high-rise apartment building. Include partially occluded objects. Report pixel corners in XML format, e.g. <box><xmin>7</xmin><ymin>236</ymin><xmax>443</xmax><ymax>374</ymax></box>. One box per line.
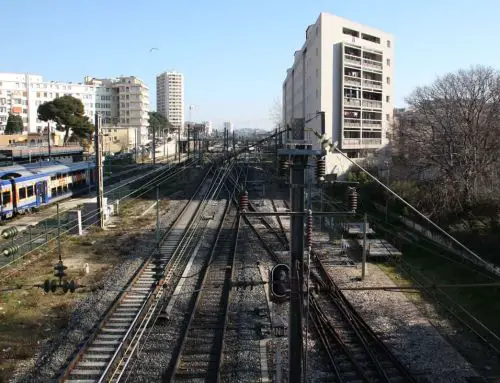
<box><xmin>0</xmin><ymin>73</ymin><xmax>95</xmax><ymax>134</ymax></box>
<box><xmin>283</xmin><ymin>12</ymin><xmax>394</xmax><ymax>177</ymax></box>
<box><xmin>84</xmin><ymin>76</ymin><xmax>150</xmax><ymax>145</ymax></box>
<box><xmin>156</xmin><ymin>72</ymin><xmax>184</xmax><ymax>133</ymax></box>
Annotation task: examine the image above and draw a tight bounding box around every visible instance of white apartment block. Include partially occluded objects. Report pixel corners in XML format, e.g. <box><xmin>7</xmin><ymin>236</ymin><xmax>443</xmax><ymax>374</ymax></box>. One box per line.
<box><xmin>85</xmin><ymin>76</ymin><xmax>150</xmax><ymax>146</ymax></box>
<box><xmin>156</xmin><ymin>72</ymin><xmax>184</xmax><ymax>133</ymax></box>
<box><xmin>0</xmin><ymin>73</ymin><xmax>95</xmax><ymax>134</ymax></box>
<box><xmin>283</xmin><ymin>12</ymin><xmax>394</xmax><ymax>177</ymax></box>
<box><xmin>0</xmin><ymin>73</ymin><xmax>150</xmax><ymax>147</ymax></box>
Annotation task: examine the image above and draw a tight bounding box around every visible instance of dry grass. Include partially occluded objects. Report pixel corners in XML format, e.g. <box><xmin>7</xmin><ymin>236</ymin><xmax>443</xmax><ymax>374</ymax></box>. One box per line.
<box><xmin>0</xmin><ymin>195</ymin><xmax>170</xmax><ymax>382</ymax></box>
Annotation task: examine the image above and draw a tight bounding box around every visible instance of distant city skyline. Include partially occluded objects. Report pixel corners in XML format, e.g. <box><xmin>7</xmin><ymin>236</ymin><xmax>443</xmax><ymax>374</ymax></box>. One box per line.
<box><xmin>2</xmin><ymin>1</ymin><xmax>500</xmax><ymax>131</ymax></box>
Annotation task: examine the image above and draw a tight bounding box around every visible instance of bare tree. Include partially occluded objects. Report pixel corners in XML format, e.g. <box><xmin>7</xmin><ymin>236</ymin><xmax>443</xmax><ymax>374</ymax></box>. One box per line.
<box><xmin>395</xmin><ymin>66</ymin><xmax>500</xmax><ymax>215</ymax></box>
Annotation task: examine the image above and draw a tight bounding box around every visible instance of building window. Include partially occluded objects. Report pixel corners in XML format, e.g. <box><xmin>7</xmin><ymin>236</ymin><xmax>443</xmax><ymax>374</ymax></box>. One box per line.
<box><xmin>386</xmin><ymin>114</ymin><xmax>390</xmax><ymax>121</ymax></box>
<box><xmin>386</xmin><ymin>58</ymin><xmax>390</xmax><ymax>66</ymax></box>
<box><xmin>386</xmin><ymin>95</ymin><xmax>390</xmax><ymax>103</ymax></box>
<box><xmin>343</xmin><ymin>27</ymin><xmax>359</xmax><ymax>38</ymax></box>
<box><xmin>387</xmin><ymin>40</ymin><xmax>391</xmax><ymax>48</ymax></box>
<box><xmin>361</xmin><ymin>33</ymin><xmax>380</xmax><ymax>44</ymax></box>
<box><xmin>386</xmin><ymin>77</ymin><xmax>390</xmax><ymax>84</ymax></box>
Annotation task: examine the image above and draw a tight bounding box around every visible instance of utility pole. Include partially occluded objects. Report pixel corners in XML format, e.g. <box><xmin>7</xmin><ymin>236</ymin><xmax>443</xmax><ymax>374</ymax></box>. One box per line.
<box><xmin>385</xmin><ymin>161</ymin><xmax>390</xmax><ymax>223</ymax></box>
<box><xmin>156</xmin><ymin>185</ymin><xmax>160</xmax><ymax>242</ymax></box>
<box><xmin>47</xmin><ymin>122</ymin><xmax>51</xmax><ymax>161</ymax></box>
<box><xmin>361</xmin><ymin>212</ymin><xmax>368</xmax><ymax>280</ymax></box>
<box><xmin>178</xmin><ymin>128</ymin><xmax>181</xmax><ymax>164</ymax></box>
<box><xmin>232</xmin><ymin>131</ymin><xmax>236</xmax><ymax>154</ymax></box>
<box><xmin>288</xmin><ymin>120</ymin><xmax>306</xmax><ymax>383</ymax></box>
<box><xmin>94</xmin><ymin>113</ymin><xmax>104</xmax><ymax>229</ymax></box>
<box><xmin>152</xmin><ymin>123</ymin><xmax>156</xmax><ymax>165</ymax></box>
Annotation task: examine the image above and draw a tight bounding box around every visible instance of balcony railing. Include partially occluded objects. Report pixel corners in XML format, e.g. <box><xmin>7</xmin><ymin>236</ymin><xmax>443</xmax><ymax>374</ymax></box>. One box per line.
<box><xmin>344</xmin><ymin>76</ymin><xmax>361</xmax><ymax>86</ymax></box>
<box><xmin>344</xmin><ymin>54</ymin><xmax>361</xmax><ymax>66</ymax></box>
<box><xmin>362</xmin><ymin>79</ymin><xmax>382</xmax><ymax>89</ymax></box>
<box><xmin>362</xmin><ymin>119</ymin><xmax>382</xmax><ymax>127</ymax></box>
<box><xmin>342</xmin><ymin>138</ymin><xmax>382</xmax><ymax>147</ymax></box>
<box><xmin>344</xmin><ymin>118</ymin><xmax>361</xmax><ymax>127</ymax></box>
<box><xmin>362</xmin><ymin>100</ymin><xmax>383</xmax><ymax>109</ymax></box>
<box><xmin>344</xmin><ymin>98</ymin><xmax>361</xmax><ymax>107</ymax></box>
<box><xmin>362</xmin><ymin>59</ymin><xmax>383</xmax><ymax>70</ymax></box>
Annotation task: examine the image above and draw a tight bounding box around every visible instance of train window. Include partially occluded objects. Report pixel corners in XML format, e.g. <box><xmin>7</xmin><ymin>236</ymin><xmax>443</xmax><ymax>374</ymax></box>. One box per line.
<box><xmin>19</xmin><ymin>188</ymin><xmax>26</xmax><ymax>200</ymax></box>
<box><xmin>2</xmin><ymin>191</ymin><xmax>10</xmax><ymax>205</ymax></box>
<box><xmin>27</xmin><ymin>185</ymin><xmax>34</xmax><ymax>197</ymax></box>
<box><xmin>51</xmin><ymin>176</ymin><xmax>56</xmax><ymax>181</ymax></box>
<box><xmin>57</xmin><ymin>186</ymin><xmax>62</xmax><ymax>195</ymax></box>
<box><xmin>51</xmin><ymin>187</ymin><xmax>56</xmax><ymax>196</ymax></box>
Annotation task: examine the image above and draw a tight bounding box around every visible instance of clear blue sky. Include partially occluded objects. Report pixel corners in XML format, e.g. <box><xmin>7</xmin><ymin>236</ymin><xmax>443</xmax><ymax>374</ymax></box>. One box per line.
<box><xmin>2</xmin><ymin>0</ymin><xmax>499</xmax><ymax>131</ymax></box>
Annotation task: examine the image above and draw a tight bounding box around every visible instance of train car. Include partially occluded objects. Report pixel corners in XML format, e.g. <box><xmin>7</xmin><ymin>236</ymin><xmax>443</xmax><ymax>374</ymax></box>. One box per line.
<box><xmin>0</xmin><ymin>161</ymin><xmax>95</xmax><ymax>220</ymax></box>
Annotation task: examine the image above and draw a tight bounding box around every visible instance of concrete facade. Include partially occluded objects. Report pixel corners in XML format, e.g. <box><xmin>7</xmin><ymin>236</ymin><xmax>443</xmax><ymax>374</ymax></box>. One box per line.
<box><xmin>156</xmin><ymin>72</ymin><xmax>184</xmax><ymax>133</ymax></box>
<box><xmin>0</xmin><ymin>73</ymin><xmax>150</xmax><ymax>146</ymax></box>
<box><xmin>0</xmin><ymin>73</ymin><xmax>95</xmax><ymax>134</ymax></box>
<box><xmin>283</xmin><ymin>13</ymin><xmax>394</xmax><ymax>177</ymax></box>
<box><xmin>85</xmin><ymin>76</ymin><xmax>150</xmax><ymax>145</ymax></box>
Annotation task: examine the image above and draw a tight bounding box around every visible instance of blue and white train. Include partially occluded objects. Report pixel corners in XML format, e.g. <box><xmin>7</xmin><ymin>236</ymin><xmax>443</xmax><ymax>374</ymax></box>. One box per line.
<box><xmin>0</xmin><ymin>161</ymin><xmax>96</xmax><ymax>220</ymax></box>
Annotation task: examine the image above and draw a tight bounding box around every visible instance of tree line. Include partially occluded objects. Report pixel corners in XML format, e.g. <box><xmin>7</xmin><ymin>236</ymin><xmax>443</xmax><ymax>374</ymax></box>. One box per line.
<box><xmin>392</xmin><ymin>65</ymin><xmax>500</xmax><ymax>221</ymax></box>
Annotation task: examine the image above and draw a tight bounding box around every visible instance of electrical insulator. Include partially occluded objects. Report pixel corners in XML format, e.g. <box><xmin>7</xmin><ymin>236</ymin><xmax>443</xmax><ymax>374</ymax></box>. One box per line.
<box><xmin>347</xmin><ymin>187</ymin><xmax>358</xmax><ymax>212</ymax></box>
<box><xmin>306</xmin><ymin>209</ymin><xmax>313</xmax><ymax>249</ymax></box>
<box><xmin>316</xmin><ymin>158</ymin><xmax>326</xmax><ymax>183</ymax></box>
<box><xmin>3</xmin><ymin>244</ymin><xmax>19</xmax><ymax>257</ymax></box>
<box><xmin>1</xmin><ymin>227</ymin><xmax>18</xmax><ymax>239</ymax></box>
<box><xmin>279</xmin><ymin>159</ymin><xmax>289</xmax><ymax>177</ymax></box>
<box><xmin>54</xmin><ymin>261</ymin><xmax>67</xmax><ymax>279</ymax></box>
<box><xmin>239</xmin><ymin>191</ymin><xmax>249</xmax><ymax>212</ymax></box>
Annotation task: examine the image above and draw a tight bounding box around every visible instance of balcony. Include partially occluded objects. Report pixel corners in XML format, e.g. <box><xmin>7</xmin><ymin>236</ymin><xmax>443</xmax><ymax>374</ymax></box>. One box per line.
<box><xmin>344</xmin><ymin>118</ymin><xmax>361</xmax><ymax>128</ymax></box>
<box><xmin>362</xmin><ymin>79</ymin><xmax>382</xmax><ymax>90</ymax></box>
<box><xmin>344</xmin><ymin>54</ymin><xmax>361</xmax><ymax>67</ymax></box>
<box><xmin>344</xmin><ymin>98</ymin><xmax>361</xmax><ymax>107</ymax></box>
<box><xmin>342</xmin><ymin>138</ymin><xmax>382</xmax><ymax>148</ymax></box>
<box><xmin>362</xmin><ymin>58</ymin><xmax>383</xmax><ymax>71</ymax></box>
<box><xmin>362</xmin><ymin>100</ymin><xmax>382</xmax><ymax>109</ymax></box>
<box><xmin>362</xmin><ymin>119</ymin><xmax>382</xmax><ymax>128</ymax></box>
<box><xmin>344</xmin><ymin>75</ymin><xmax>361</xmax><ymax>87</ymax></box>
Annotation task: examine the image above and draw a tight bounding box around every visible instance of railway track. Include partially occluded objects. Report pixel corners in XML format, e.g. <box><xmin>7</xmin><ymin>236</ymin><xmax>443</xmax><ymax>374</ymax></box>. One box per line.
<box><xmin>58</xmin><ymin>166</ymin><xmax>215</xmax><ymax>382</ymax></box>
<box><xmin>104</xmin><ymin>163</ymin><xmax>236</xmax><ymax>382</ymax></box>
<box><xmin>309</xmin><ymin>257</ymin><xmax>416</xmax><ymax>382</ymax></box>
<box><xmin>167</xmin><ymin>202</ymin><xmax>240</xmax><ymax>382</ymax></box>
<box><xmin>239</xmin><ymin>188</ymin><xmax>415</xmax><ymax>382</ymax></box>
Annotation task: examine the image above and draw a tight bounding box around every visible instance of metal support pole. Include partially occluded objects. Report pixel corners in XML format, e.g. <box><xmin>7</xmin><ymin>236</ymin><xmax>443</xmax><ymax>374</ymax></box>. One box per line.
<box><xmin>320</xmin><ymin>185</ymin><xmax>323</xmax><ymax>231</ymax></box>
<box><xmin>156</xmin><ymin>185</ymin><xmax>160</xmax><ymax>242</ymax></box>
<box><xmin>47</xmin><ymin>122</ymin><xmax>51</xmax><ymax>161</ymax></box>
<box><xmin>178</xmin><ymin>128</ymin><xmax>181</xmax><ymax>164</ymax></box>
<box><xmin>28</xmin><ymin>225</ymin><xmax>33</xmax><ymax>251</ymax></box>
<box><xmin>232</xmin><ymin>131</ymin><xmax>235</xmax><ymax>154</ymax></box>
<box><xmin>361</xmin><ymin>212</ymin><xmax>368</xmax><ymax>280</ymax></box>
<box><xmin>187</xmin><ymin>126</ymin><xmax>190</xmax><ymax>161</ymax></box>
<box><xmin>57</xmin><ymin>203</ymin><xmax>61</xmax><ymax>262</ymax></box>
<box><xmin>153</xmin><ymin>123</ymin><xmax>156</xmax><ymax>165</ymax></box>
<box><xmin>94</xmin><ymin>113</ymin><xmax>104</xmax><ymax>229</ymax></box>
<box><xmin>385</xmin><ymin>165</ymin><xmax>390</xmax><ymax>223</ymax></box>
<box><xmin>289</xmin><ymin>155</ymin><xmax>306</xmax><ymax>383</ymax></box>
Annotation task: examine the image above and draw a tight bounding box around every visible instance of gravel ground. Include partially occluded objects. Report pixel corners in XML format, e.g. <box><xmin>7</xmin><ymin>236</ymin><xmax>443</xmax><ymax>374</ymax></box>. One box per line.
<box><xmin>221</xmin><ymin>226</ymin><xmax>270</xmax><ymax>383</ymax></box>
<box><xmin>314</xmin><ymin>231</ymin><xmax>479</xmax><ymax>383</ymax></box>
<box><xmin>10</xmin><ymin>197</ymin><xmax>187</xmax><ymax>383</ymax></box>
<box><xmin>126</xmin><ymin>199</ymin><xmax>227</xmax><ymax>382</ymax></box>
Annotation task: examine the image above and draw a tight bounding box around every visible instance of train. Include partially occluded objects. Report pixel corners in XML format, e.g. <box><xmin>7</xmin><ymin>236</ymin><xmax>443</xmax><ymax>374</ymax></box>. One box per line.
<box><xmin>0</xmin><ymin>161</ymin><xmax>96</xmax><ymax>220</ymax></box>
